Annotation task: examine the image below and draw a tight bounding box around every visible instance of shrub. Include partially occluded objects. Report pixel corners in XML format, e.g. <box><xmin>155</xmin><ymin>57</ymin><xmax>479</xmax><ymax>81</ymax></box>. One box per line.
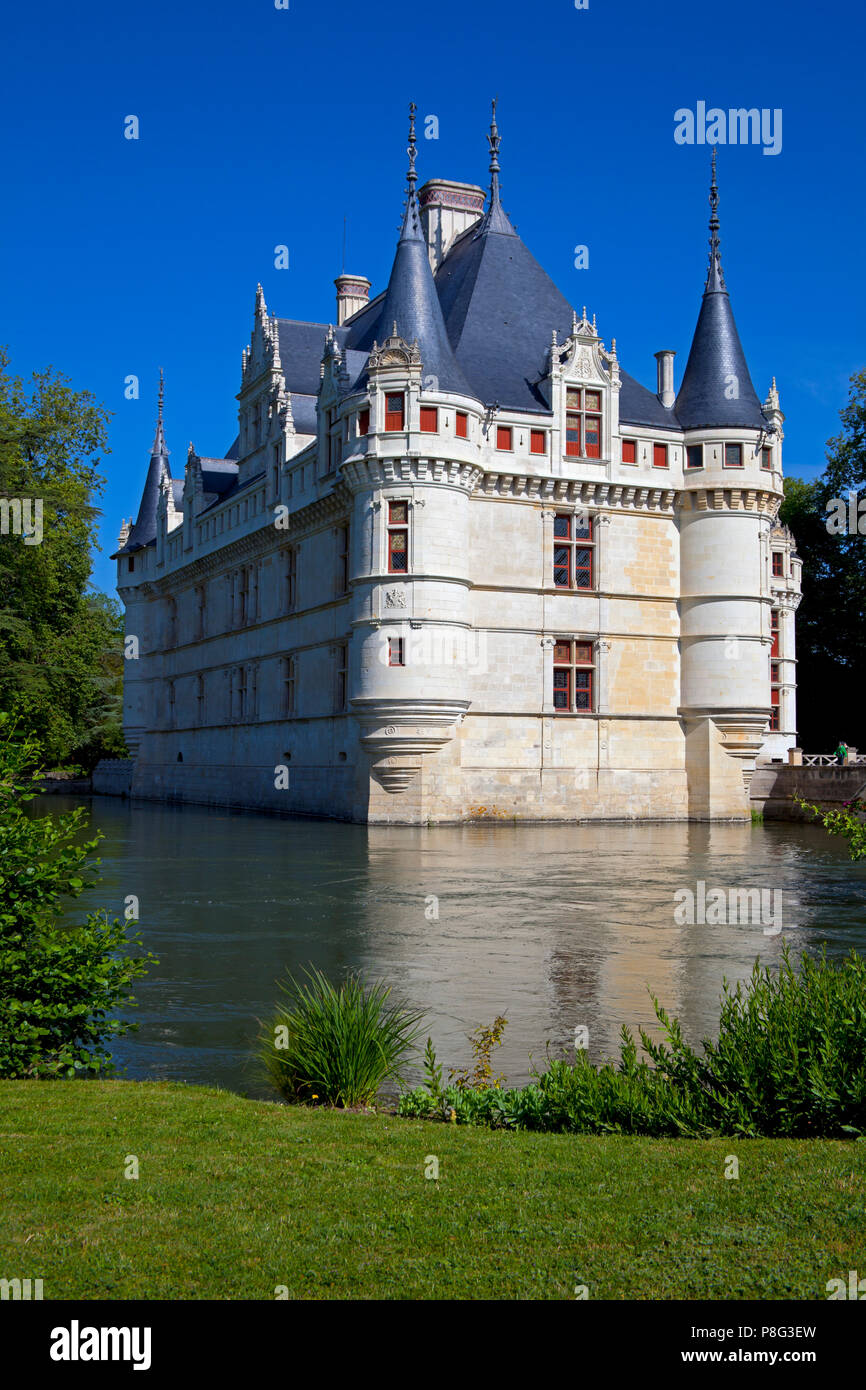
<box><xmin>261</xmin><ymin>966</ymin><xmax>427</xmax><ymax>1108</ymax></box>
<box><xmin>0</xmin><ymin>716</ymin><xmax>154</xmax><ymax>1078</ymax></box>
<box><xmin>795</xmin><ymin>794</ymin><xmax>866</xmax><ymax>860</ymax></box>
<box><xmin>399</xmin><ymin>948</ymin><xmax>866</xmax><ymax>1138</ymax></box>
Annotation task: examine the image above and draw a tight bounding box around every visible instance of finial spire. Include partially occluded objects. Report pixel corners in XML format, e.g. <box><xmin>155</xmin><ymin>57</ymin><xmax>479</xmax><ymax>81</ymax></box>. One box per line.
<box><xmin>488</xmin><ymin>97</ymin><xmax>501</xmax><ymax>205</ymax></box>
<box><xmin>706</xmin><ymin>149</ymin><xmax>726</xmax><ymax>292</ymax></box>
<box><xmin>151</xmin><ymin>368</ymin><xmax>169</xmax><ymax>458</ymax></box>
<box><xmin>407</xmin><ymin>101</ymin><xmax>417</xmax><ymax>195</ymax></box>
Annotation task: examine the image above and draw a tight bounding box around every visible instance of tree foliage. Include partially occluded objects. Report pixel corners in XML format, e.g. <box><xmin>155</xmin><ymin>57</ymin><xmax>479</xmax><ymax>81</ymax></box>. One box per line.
<box><xmin>0</xmin><ymin>348</ymin><xmax>125</xmax><ymax>768</ymax></box>
<box><xmin>780</xmin><ymin>369</ymin><xmax>866</xmax><ymax>750</ymax></box>
<box><xmin>0</xmin><ymin>717</ymin><xmax>154</xmax><ymax>1078</ymax></box>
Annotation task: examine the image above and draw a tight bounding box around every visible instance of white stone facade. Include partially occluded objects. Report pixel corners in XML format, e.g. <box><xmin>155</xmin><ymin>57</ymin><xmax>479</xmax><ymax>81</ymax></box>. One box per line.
<box><xmin>116</xmin><ymin>154</ymin><xmax>801</xmax><ymax>824</ymax></box>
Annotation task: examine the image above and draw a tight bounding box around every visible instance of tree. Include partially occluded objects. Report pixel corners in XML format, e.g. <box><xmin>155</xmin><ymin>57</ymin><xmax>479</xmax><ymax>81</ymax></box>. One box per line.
<box><xmin>0</xmin><ymin>348</ymin><xmax>125</xmax><ymax>767</ymax></box>
<box><xmin>0</xmin><ymin>716</ymin><xmax>154</xmax><ymax>1078</ymax></box>
<box><xmin>780</xmin><ymin>370</ymin><xmax>866</xmax><ymax>750</ymax></box>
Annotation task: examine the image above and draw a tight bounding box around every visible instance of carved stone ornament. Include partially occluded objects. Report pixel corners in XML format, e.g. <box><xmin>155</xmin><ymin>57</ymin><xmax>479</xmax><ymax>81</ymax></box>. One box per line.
<box><xmin>384</xmin><ymin>587</ymin><xmax>407</xmax><ymax>608</ymax></box>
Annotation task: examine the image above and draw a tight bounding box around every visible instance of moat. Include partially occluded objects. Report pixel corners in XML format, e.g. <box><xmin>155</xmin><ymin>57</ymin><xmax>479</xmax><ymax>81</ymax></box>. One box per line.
<box><xmin>47</xmin><ymin>796</ymin><xmax>866</xmax><ymax>1097</ymax></box>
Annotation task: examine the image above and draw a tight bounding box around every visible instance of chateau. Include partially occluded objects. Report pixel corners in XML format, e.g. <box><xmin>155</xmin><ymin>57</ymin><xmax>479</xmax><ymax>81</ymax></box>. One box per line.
<box><xmin>114</xmin><ymin>106</ymin><xmax>801</xmax><ymax>824</ymax></box>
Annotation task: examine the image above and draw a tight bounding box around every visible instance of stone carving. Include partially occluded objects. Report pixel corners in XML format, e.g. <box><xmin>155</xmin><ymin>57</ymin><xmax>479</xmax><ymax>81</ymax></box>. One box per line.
<box><xmin>384</xmin><ymin>587</ymin><xmax>407</xmax><ymax>608</ymax></box>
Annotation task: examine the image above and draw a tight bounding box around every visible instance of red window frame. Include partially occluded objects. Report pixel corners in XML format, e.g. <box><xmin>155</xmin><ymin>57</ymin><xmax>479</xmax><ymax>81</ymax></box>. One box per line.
<box><xmin>761</xmin><ymin>447</ymin><xmax>772</xmax><ymax>470</ymax></box>
<box><xmin>387</xmin><ymin>500</ymin><xmax>409</xmax><ymax>573</ymax></box>
<box><xmin>455</xmin><ymin>411</ymin><xmax>468</xmax><ymax>438</ymax></box>
<box><xmin>358</xmin><ymin>407</ymin><xmax>370</xmax><ymax>435</ymax></box>
<box><xmin>553</xmin><ymin>513</ymin><xmax>594</xmax><ymax>590</ymax></box>
<box><xmin>771</xmin><ymin>551</ymin><xmax>784</xmax><ymax>578</ymax></box>
<box><xmin>770</xmin><ymin>686</ymin><xmax>780</xmax><ymax>731</ymax></box>
<box><xmin>686</xmin><ymin>445</ymin><xmax>703</xmax><ymax>469</ymax></box>
<box><xmin>384</xmin><ymin>393</ymin><xmax>404</xmax><ymax>431</ymax></box>
<box><xmin>420</xmin><ymin>406</ymin><xmax>438</xmax><ymax>433</ymax></box>
<box><xmin>553</xmin><ymin>638</ymin><xmax>595</xmax><ymax>712</ymax></box>
<box><xmin>621</xmin><ymin>439</ymin><xmax>637</xmax><ymax>464</ymax></box>
<box><xmin>388</xmin><ymin>637</ymin><xmax>405</xmax><ymax>667</ymax></box>
<box><xmin>653</xmin><ymin>442</ymin><xmax>668</xmax><ymax>468</ymax></box>
<box><xmin>724</xmin><ymin>443</ymin><xmax>743</xmax><ymax>467</ymax></box>
<box><xmin>565</xmin><ymin>388</ymin><xmax>602</xmax><ymax>459</ymax></box>
<box><xmin>530</xmin><ymin>429</ymin><xmax>546</xmax><ymax>455</ymax></box>
<box><xmin>770</xmin><ymin>609</ymin><xmax>780</xmax><ymax>657</ymax></box>
<box><xmin>496</xmin><ymin>425</ymin><xmax>512</xmax><ymax>451</ymax></box>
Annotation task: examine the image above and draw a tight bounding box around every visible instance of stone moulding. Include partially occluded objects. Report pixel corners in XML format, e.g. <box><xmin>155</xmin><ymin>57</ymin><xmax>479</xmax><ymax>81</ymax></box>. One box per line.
<box><xmin>351</xmin><ymin>696</ymin><xmax>471</xmax><ymax>794</ymax></box>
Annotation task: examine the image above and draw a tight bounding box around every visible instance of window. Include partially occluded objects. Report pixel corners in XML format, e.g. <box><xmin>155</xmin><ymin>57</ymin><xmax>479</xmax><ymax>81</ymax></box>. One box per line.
<box><xmin>272</xmin><ymin>442</ymin><xmax>280</xmax><ymax>495</ymax></box>
<box><xmin>724</xmin><ymin>443</ymin><xmax>743</xmax><ymax>467</ymax></box>
<box><xmin>420</xmin><ymin>406</ymin><xmax>438</xmax><ymax>433</ymax></box>
<box><xmin>653</xmin><ymin>443</ymin><xmax>668</xmax><ymax>468</ymax></box>
<box><xmin>772</xmin><ymin>551</ymin><xmax>784</xmax><ymax>578</ymax></box>
<box><xmin>621</xmin><ymin>439</ymin><xmax>636</xmax><ymax>464</ymax></box>
<box><xmin>387</xmin><ymin>501</ymin><xmax>409</xmax><ymax>573</ymax></box>
<box><xmin>553</xmin><ymin>513</ymin><xmax>594</xmax><ymax>590</ymax></box>
<box><xmin>761</xmin><ymin>446</ymin><xmax>772</xmax><ymax>470</ymax></box>
<box><xmin>455</xmin><ymin>411</ymin><xmax>468</xmax><ymax>439</ymax></box>
<box><xmin>196</xmin><ymin>674</ymin><xmax>205</xmax><ymax>724</ymax></box>
<box><xmin>770</xmin><ymin>687</ymin><xmax>780</xmax><ymax>731</ymax></box>
<box><xmin>167</xmin><ymin>679</ymin><xmax>176</xmax><ymax>729</ymax></box>
<box><xmin>388</xmin><ymin>637</ymin><xmax>405</xmax><ymax>667</ymax></box>
<box><xmin>128</xmin><ymin>555</ymin><xmax>135</xmax><ymax>573</ymax></box>
<box><xmin>336</xmin><ymin>644</ymin><xmax>348</xmax><ymax>712</ymax></box>
<box><xmin>686</xmin><ymin>445</ymin><xmax>703</xmax><ymax>469</ymax></box>
<box><xmin>770</xmin><ymin>660</ymin><xmax>780</xmax><ymax>684</ymax></box>
<box><xmin>496</xmin><ymin>425</ymin><xmax>512</xmax><ymax>451</ymax></box>
<box><xmin>566</xmin><ymin>388</ymin><xmax>602</xmax><ymax>458</ymax></box>
<box><xmin>283</xmin><ymin>655</ymin><xmax>296</xmax><ymax>716</ymax></box>
<box><xmin>358</xmin><ymin>407</ymin><xmax>370</xmax><ymax>436</ymax></box>
<box><xmin>530</xmin><ymin>429</ymin><xmax>547</xmax><ymax>455</ymax></box>
<box><xmin>326</xmin><ymin>407</ymin><xmax>340</xmax><ymax>473</ymax></box>
<box><xmin>284</xmin><ymin>547</ymin><xmax>297</xmax><ymax>611</ymax></box>
<box><xmin>337</xmin><ymin>524</ymin><xmax>350</xmax><ymax>595</ymax></box>
<box><xmin>195</xmin><ymin>584</ymin><xmax>206</xmax><ymax>641</ymax></box>
<box><xmin>770</xmin><ymin>609</ymin><xmax>780</xmax><ymax>658</ymax></box>
<box><xmin>384</xmin><ymin>393</ymin><xmax>404</xmax><ymax>430</ymax></box>
<box><xmin>553</xmin><ymin>639</ymin><xmax>594</xmax><ymax>712</ymax></box>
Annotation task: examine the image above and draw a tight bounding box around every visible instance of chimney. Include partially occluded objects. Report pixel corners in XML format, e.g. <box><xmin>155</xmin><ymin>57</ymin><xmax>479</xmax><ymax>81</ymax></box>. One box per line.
<box><xmin>418</xmin><ymin>179</ymin><xmax>486</xmax><ymax>273</ymax></box>
<box><xmin>335</xmin><ymin>275</ymin><xmax>371</xmax><ymax>326</ymax></box>
<box><xmin>654</xmin><ymin>350</ymin><xmax>676</xmax><ymax>409</ymax></box>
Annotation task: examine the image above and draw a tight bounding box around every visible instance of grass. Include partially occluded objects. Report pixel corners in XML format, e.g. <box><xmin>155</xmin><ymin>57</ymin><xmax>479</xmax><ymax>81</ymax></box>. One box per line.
<box><xmin>0</xmin><ymin>1079</ymin><xmax>863</xmax><ymax>1300</ymax></box>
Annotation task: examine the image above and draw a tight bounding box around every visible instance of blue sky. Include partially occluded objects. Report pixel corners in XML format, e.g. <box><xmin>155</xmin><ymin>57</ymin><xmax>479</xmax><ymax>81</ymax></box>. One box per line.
<box><xmin>2</xmin><ymin>0</ymin><xmax>863</xmax><ymax>597</ymax></box>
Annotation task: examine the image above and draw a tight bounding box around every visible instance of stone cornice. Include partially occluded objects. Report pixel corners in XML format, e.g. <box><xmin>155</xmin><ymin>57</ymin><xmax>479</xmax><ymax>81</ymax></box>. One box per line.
<box><xmin>342</xmin><ymin>457</ymin><xmax>484</xmax><ymax>494</ymax></box>
<box><xmin>677</xmin><ymin>487</ymin><xmax>780</xmax><ymax>517</ymax></box>
<box><xmin>480</xmin><ymin>473</ymin><xmax>678</xmax><ymax>513</ymax></box>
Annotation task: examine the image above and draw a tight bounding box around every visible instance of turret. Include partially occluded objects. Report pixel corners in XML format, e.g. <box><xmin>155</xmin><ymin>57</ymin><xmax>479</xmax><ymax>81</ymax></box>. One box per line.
<box><xmin>676</xmin><ymin>157</ymin><xmax>782</xmax><ymax>815</ymax></box>
<box><xmin>342</xmin><ymin>104</ymin><xmax>480</xmax><ymax>811</ymax></box>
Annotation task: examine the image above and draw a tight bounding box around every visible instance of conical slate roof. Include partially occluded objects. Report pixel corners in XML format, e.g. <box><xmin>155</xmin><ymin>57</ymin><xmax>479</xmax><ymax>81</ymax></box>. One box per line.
<box><xmin>126</xmin><ymin>373</ymin><xmax>170</xmax><ymax>549</ymax></box>
<box><xmin>347</xmin><ymin>108</ymin><xmax>474</xmax><ymax>398</ymax></box>
<box><xmin>675</xmin><ymin>155</ymin><xmax>767</xmax><ymax>431</ymax></box>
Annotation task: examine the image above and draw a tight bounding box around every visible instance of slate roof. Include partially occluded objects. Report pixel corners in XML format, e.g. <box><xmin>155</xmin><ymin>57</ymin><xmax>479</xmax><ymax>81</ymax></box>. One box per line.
<box><xmin>123</xmin><ymin>416</ymin><xmax>170</xmax><ymax>552</ymax></box>
<box><xmin>674</xmin><ymin>280</ymin><xmax>767</xmax><ymax>430</ymax></box>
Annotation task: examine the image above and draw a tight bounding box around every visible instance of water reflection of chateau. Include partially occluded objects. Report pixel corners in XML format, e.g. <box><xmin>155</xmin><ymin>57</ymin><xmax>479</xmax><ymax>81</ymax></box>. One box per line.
<box><xmin>115</xmin><ymin>106</ymin><xmax>801</xmax><ymax>826</ymax></box>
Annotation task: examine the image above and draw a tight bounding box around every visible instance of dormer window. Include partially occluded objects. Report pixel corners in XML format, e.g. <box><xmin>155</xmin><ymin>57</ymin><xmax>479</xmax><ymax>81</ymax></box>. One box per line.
<box><xmin>565</xmin><ymin>388</ymin><xmax>602</xmax><ymax>458</ymax></box>
<box><xmin>384</xmin><ymin>393</ymin><xmax>404</xmax><ymax>430</ymax></box>
<box><xmin>420</xmin><ymin>406</ymin><xmax>438</xmax><ymax>433</ymax></box>
<box><xmin>496</xmin><ymin>425</ymin><xmax>512</xmax><ymax>451</ymax></box>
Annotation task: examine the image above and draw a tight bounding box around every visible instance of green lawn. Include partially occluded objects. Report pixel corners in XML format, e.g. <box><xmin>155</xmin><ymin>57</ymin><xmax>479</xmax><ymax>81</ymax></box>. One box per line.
<box><xmin>0</xmin><ymin>1080</ymin><xmax>863</xmax><ymax>1300</ymax></box>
